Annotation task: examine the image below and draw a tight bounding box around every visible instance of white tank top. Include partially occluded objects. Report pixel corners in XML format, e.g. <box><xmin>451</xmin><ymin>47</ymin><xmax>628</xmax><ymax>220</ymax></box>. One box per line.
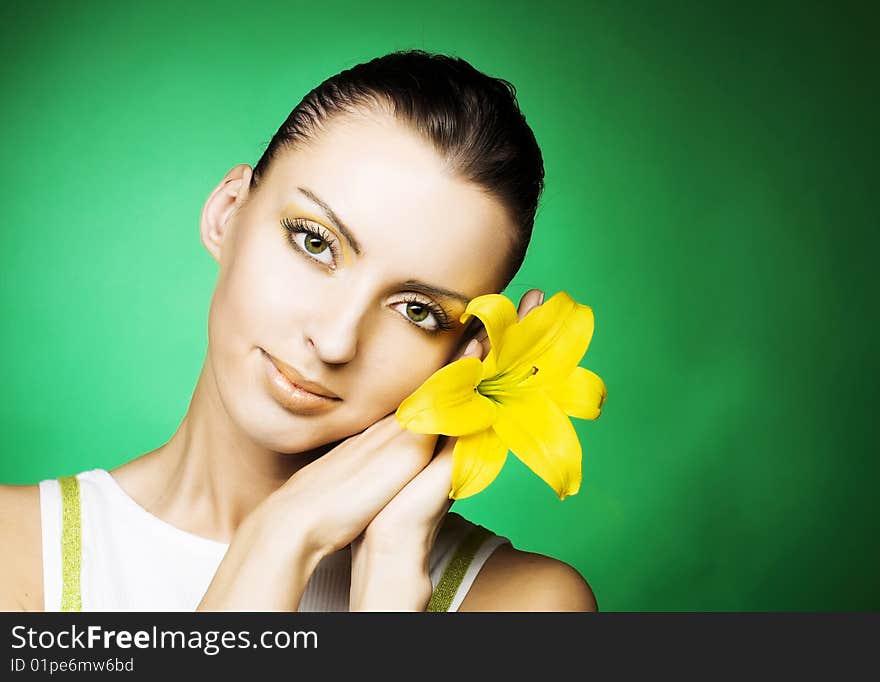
<box><xmin>38</xmin><ymin>468</ymin><xmax>510</xmax><ymax>612</ymax></box>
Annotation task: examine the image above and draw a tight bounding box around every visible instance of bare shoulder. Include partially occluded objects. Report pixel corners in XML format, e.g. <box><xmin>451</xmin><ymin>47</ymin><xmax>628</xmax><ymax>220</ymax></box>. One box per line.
<box><xmin>0</xmin><ymin>483</ymin><xmax>44</xmax><ymax>611</ymax></box>
<box><xmin>458</xmin><ymin>543</ymin><xmax>598</xmax><ymax>612</ymax></box>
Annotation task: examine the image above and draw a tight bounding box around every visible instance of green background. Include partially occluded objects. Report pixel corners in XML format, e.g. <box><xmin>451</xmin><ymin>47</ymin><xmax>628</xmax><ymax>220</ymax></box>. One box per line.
<box><xmin>1</xmin><ymin>1</ymin><xmax>876</xmax><ymax>610</ymax></box>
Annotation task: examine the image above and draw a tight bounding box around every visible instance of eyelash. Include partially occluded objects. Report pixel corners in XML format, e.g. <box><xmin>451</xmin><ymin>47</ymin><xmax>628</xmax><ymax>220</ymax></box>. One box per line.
<box><xmin>397</xmin><ymin>294</ymin><xmax>455</xmax><ymax>333</ymax></box>
<box><xmin>282</xmin><ymin>217</ymin><xmax>342</xmax><ymax>266</ymax></box>
<box><xmin>280</xmin><ymin>217</ymin><xmax>455</xmax><ymax>334</ymax></box>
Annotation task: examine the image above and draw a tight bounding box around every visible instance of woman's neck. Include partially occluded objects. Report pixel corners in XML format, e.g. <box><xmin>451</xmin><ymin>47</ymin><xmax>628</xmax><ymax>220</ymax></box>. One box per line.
<box><xmin>110</xmin><ymin>353</ymin><xmax>331</xmax><ymax>544</ymax></box>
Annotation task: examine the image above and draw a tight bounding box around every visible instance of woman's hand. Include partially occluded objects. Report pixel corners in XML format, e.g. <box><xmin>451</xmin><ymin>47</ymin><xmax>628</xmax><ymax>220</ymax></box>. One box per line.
<box><xmin>349</xmin><ymin>288</ymin><xmax>546</xmax><ymax>611</ymax></box>
<box><xmin>348</xmin><ymin>344</ymin><xmax>480</xmax><ymax>611</ymax></box>
<box><xmin>199</xmin><ymin>411</ymin><xmax>444</xmax><ymax>611</ymax></box>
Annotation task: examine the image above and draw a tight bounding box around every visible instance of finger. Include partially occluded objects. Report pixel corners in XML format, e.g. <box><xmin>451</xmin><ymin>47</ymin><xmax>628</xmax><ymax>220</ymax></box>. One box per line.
<box><xmin>436</xmin><ymin>434</ymin><xmax>457</xmax><ymax>507</ymax></box>
<box><xmin>349</xmin><ymin>410</ymin><xmax>406</xmax><ymax>444</ymax></box>
<box><xmin>464</xmin><ymin>338</ymin><xmax>481</xmax><ymax>357</ymax></box>
<box><xmin>328</xmin><ymin>410</ymin><xmax>435</xmax><ymax>478</ymax></box>
<box><xmin>449</xmin><ymin>333</ymin><xmax>487</xmax><ymax>363</ymax></box>
<box><xmin>432</xmin><ymin>437</ymin><xmax>457</xmax><ymax>514</ymax></box>
<box><xmin>517</xmin><ymin>288</ymin><xmax>545</xmax><ymax>321</ymax></box>
<box><xmin>472</xmin><ymin>321</ymin><xmax>489</xmax><ymax>347</ymax></box>
<box><xmin>402</xmin><ymin>434</ymin><xmax>456</xmax><ymax>511</ymax></box>
<box><xmin>342</xmin><ymin>424</ymin><xmax>441</xmax><ymax>513</ymax></box>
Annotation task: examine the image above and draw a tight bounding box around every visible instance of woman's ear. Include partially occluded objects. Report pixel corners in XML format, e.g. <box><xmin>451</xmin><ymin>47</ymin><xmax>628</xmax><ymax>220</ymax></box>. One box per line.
<box><xmin>200</xmin><ymin>163</ymin><xmax>254</xmax><ymax>264</ymax></box>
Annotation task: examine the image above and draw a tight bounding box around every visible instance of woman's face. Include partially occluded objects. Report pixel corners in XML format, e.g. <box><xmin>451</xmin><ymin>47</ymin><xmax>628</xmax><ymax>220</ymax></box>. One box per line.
<box><xmin>202</xmin><ymin>112</ymin><xmax>516</xmax><ymax>453</ymax></box>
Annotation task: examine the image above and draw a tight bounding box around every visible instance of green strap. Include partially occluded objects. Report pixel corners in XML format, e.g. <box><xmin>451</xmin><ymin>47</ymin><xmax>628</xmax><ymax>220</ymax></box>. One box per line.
<box><xmin>58</xmin><ymin>476</ymin><xmax>83</xmax><ymax>612</ymax></box>
<box><xmin>426</xmin><ymin>525</ymin><xmax>492</xmax><ymax>612</ymax></box>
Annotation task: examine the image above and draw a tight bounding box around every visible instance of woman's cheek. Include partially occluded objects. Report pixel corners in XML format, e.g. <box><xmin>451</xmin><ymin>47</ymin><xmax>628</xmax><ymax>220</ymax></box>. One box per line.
<box><xmin>251</xmin><ymin>245</ymin><xmax>324</xmax><ymax>323</ymax></box>
<box><xmin>370</xmin><ymin>339</ymin><xmax>448</xmax><ymax>406</ymax></box>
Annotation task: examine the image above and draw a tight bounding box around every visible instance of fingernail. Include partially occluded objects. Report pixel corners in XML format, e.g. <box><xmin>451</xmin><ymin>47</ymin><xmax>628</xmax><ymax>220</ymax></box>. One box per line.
<box><xmin>464</xmin><ymin>339</ymin><xmax>479</xmax><ymax>356</ymax></box>
<box><xmin>538</xmin><ymin>290</ymin><xmax>545</xmax><ymax>305</ymax></box>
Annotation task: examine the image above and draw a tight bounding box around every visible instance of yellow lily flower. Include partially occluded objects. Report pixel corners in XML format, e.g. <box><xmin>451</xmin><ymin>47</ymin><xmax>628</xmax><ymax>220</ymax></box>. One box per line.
<box><xmin>395</xmin><ymin>291</ymin><xmax>607</xmax><ymax>500</ymax></box>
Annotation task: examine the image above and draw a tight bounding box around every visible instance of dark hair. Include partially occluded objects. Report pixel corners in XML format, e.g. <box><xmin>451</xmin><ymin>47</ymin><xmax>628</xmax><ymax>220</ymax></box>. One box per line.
<box><xmin>251</xmin><ymin>49</ymin><xmax>544</xmax><ymax>291</ymax></box>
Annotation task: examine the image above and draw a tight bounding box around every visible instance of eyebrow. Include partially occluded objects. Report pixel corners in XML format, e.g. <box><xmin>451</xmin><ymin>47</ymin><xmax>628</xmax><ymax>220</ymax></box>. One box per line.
<box><xmin>297</xmin><ymin>186</ymin><xmax>363</xmax><ymax>256</ymax></box>
<box><xmin>295</xmin><ymin>186</ymin><xmax>472</xmax><ymax>306</ymax></box>
<box><xmin>400</xmin><ymin>280</ymin><xmax>471</xmax><ymax>305</ymax></box>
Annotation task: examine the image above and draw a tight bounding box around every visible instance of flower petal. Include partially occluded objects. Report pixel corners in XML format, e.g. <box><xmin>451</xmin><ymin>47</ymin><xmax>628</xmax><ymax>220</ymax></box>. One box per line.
<box><xmin>492</xmin><ymin>390</ymin><xmax>582</xmax><ymax>500</ymax></box>
<box><xmin>497</xmin><ymin>291</ymin><xmax>595</xmax><ymax>386</ymax></box>
<box><xmin>449</xmin><ymin>428</ymin><xmax>509</xmax><ymax>500</ymax></box>
<box><xmin>480</xmin><ymin>347</ymin><xmax>497</xmax><ymax>380</ymax></box>
<box><xmin>396</xmin><ymin>356</ymin><xmax>497</xmax><ymax>436</ymax></box>
<box><xmin>459</xmin><ymin>294</ymin><xmax>519</xmax><ymax>370</ymax></box>
<box><xmin>545</xmin><ymin>366</ymin><xmax>607</xmax><ymax>420</ymax></box>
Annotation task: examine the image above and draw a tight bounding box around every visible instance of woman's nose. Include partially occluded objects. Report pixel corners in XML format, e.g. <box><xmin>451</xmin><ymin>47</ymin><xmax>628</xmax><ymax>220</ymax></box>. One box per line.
<box><xmin>301</xmin><ymin>300</ymin><xmax>363</xmax><ymax>365</ymax></box>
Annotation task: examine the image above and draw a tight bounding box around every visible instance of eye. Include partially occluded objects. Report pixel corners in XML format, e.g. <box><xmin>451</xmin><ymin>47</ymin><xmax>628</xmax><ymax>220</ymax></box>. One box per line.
<box><xmin>393</xmin><ymin>294</ymin><xmax>455</xmax><ymax>334</ymax></box>
<box><xmin>281</xmin><ymin>217</ymin><xmax>341</xmax><ymax>268</ymax></box>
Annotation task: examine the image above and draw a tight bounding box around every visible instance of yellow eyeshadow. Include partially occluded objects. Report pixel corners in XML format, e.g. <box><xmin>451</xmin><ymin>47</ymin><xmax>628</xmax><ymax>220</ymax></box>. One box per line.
<box><xmin>280</xmin><ymin>199</ymin><xmax>350</xmax><ymax>266</ymax></box>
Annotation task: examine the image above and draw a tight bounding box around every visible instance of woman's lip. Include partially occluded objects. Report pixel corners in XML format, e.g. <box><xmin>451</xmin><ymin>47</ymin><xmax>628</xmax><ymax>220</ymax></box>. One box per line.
<box><xmin>260</xmin><ymin>348</ymin><xmax>341</xmax><ymax>413</ymax></box>
<box><xmin>263</xmin><ymin>351</ymin><xmax>339</xmax><ymax>400</ymax></box>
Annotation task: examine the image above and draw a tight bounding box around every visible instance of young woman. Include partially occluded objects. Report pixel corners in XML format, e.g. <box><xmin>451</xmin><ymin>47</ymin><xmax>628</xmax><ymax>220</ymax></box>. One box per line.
<box><xmin>0</xmin><ymin>49</ymin><xmax>598</xmax><ymax>612</ymax></box>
